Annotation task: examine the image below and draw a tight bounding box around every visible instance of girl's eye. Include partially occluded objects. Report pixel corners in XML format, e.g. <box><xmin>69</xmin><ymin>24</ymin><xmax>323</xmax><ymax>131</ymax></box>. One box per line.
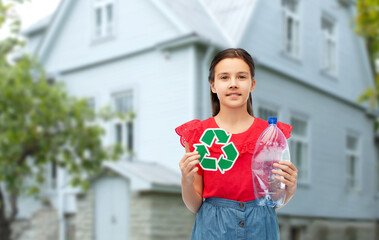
<box><xmin>221</xmin><ymin>76</ymin><xmax>228</xmax><ymax>79</ymax></box>
<box><xmin>239</xmin><ymin>76</ymin><xmax>246</xmax><ymax>79</ymax></box>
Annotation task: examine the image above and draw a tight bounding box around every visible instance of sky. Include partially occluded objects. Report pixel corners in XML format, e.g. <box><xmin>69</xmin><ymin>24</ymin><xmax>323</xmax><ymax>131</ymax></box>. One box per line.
<box><xmin>0</xmin><ymin>0</ymin><xmax>61</xmax><ymax>39</ymax></box>
<box><xmin>17</xmin><ymin>0</ymin><xmax>62</xmax><ymax>31</ymax></box>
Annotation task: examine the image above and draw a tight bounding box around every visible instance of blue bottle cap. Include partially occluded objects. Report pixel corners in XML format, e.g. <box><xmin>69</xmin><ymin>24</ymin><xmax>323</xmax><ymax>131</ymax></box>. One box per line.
<box><xmin>268</xmin><ymin>117</ymin><xmax>277</xmax><ymax>124</ymax></box>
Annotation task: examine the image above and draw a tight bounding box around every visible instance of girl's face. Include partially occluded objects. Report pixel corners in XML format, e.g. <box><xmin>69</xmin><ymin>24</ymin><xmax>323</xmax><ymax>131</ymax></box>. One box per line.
<box><xmin>211</xmin><ymin>58</ymin><xmax>256</xmax><ymax>110</ymax></box>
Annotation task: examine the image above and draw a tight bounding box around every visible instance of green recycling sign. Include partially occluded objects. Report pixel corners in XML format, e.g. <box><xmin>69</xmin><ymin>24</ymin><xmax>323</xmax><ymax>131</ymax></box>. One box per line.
<box><xmin>193</xmin><ymin>128</ymin><xmax>239</xmax><ymax>174</ymax></box>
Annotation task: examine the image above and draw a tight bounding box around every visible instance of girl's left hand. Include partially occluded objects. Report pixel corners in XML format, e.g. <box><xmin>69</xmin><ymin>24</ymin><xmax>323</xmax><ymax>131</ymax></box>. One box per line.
<box><xmin>272</xmin><ymin>161</ymin><xmax>298</xmax><ymax>195</ymax></box>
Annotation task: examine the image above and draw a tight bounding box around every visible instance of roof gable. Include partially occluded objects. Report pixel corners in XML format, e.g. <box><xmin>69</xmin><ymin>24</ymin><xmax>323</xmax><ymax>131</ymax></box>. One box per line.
<box><xmin>200</xmin><ymin>0</ymin><xmax>259</xmax><ymax>46</ymax></box>
<box><xmin>159</xmin><ymin>0</ymin><xmax>230</xmax><ymax>47</ymax></box>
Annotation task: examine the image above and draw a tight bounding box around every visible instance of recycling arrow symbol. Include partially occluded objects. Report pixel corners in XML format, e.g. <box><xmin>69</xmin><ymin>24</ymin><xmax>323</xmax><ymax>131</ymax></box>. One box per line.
<box><xmin>193</xmin><ymin>128</ymin><xmax>239</xmax><ymax>174</ymax></box>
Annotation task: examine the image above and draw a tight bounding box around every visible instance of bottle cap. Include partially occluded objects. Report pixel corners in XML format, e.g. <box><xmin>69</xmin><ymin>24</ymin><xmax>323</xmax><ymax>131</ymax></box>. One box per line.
<box><xmin>268</xmin><ymin>117</ymin><xmax>277</xmax><ymax>124</ymax></box>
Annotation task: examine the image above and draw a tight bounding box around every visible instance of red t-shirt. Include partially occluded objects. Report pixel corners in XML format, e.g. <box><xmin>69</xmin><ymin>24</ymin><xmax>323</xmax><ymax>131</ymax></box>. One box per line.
<box><xmin>175</xmin><ymin>117</ymin><xmax>293</xmax><ymax>202</ymax></box>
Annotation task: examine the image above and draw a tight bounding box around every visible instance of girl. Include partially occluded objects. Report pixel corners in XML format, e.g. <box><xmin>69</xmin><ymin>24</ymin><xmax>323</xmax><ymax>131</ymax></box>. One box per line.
<box><xmin>175</xmin><ymin>48</ymin><xmax>298</xmax><ymax>240</ymax></box>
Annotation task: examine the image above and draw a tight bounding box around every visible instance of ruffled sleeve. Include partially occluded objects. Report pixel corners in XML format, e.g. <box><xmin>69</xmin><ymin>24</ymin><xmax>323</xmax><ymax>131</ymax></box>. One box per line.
<box><xmin>175</xmin><ymin>119</ymin><xmax>204</xmax><ymax>175</ymax></box>
<box><xmin>277</xmin><ymin>121</ymin><xmax>293</xmax><ymax>139</ymax></box>
<box><xmin>175</xmin><ymin>119</ymin><xmax>202</xmax><ymax>148</ymax></box>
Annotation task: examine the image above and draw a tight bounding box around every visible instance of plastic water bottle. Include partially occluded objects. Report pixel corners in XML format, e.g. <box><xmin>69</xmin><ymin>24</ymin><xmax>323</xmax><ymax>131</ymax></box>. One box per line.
<box><xmin>251</xmin><ymin>117</ymin><xmax>291</xmax><ymax>207</ymax></box>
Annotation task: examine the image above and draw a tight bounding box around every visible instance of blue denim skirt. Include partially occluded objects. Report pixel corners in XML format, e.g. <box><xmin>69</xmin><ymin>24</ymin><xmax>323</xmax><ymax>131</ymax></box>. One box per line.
<box><xmin>191</xmin><ymin>197</ymin><xmax>279</xmax><ymax>240</ymax></box>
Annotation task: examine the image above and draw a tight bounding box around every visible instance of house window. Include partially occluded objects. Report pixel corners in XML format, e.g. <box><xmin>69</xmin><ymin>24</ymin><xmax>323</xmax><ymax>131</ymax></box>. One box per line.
<box><xmin>93</xmin><ymin>0</ymin><xmax>115</xmax><ymax>39</ymax></box>
<box><xmin>281</xmin><ymin>0</ymin><xmax>300</xmax><ymax>58</ymax></box>
<box><xmin>45</xmin><ymin>162</ymin><xmax>57</xmax><ymax>189</ymax></box>
<box><xmin>258</xmin><ymin>105</ymin><xmax>278</xmax><ymax>121</ymax></box>
<box><xmin>346</xmin><ymin>134</ymin><xmax>360</xmax><ymax>191</ymax></box>
<box><xmin>345</xmin><ymin>227</ymin><xmax>358</xmax><ymax>240</ymax></box>
<box><xmin>113</xmin><ymin>91</ymin><xmax>134</xmax><ymax>156</ymax></box>
<box><xmin>290</xmin><ymin>226</ymin><xmax>302</xmax><ymax>240</ymax></box>
<box><xmin>321</xmin><ymin>16</ymin><xmax>337</xmax><ymax>75</ymax></box>
<box><xmin>87</xmin><ymin>97</ymin><xmax>95</xmax><ymax>110</ymax></box>
<box><xmin>318</xmin><ymin>227</ymin><xmax>329</xmax><ymax>240</ymax></box>
<box><xmin>288</xmin><ymin>116</ymin><xmax>309</xmax><ymax>183</ymax></box>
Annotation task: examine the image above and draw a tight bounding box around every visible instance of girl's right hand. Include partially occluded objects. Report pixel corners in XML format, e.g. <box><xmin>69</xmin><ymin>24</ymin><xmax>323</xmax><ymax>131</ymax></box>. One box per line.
<box><xmin>179</xmin><ymin>151</ymin><xmax>201</xmax><ymax>185</ymax></box>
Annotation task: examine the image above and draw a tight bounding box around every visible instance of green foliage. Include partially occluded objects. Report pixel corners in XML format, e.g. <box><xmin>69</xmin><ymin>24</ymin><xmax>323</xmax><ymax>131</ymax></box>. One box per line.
<box><xmin>0</xmin><ymin>55</ymin><xmax>125</xmax><ymax>195</ymax></box>
<box><xmin>355</xmin><ymin>0</ymin><xmax>379</xmax><ymax>60</ymax></box>
<box><xmin>355</xmin><ymin>0</ymin><xmax>379</xmax><ymax>129</ymax></box>
<box><xmin>0</xmin><ymin>0</ymin><xmax>126</xmax><ymax>197</ymax></box>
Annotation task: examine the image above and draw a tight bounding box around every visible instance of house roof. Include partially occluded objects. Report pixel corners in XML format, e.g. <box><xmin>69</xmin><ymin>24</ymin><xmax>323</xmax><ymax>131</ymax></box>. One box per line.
<box><xmin>21</xmin><ymin>14</ymin><xmax>52</xmax><ymax>36</ymax></box>
<box><xmin>103</xmin><ymin>160</ymin><xmax>182</xmax><ymax>193</ymax></box>
<box><xmin>27</xmin><ymin>0</ymin><xmax>260</xmax><ymax>61</ymax></box>
<box><xmin>200</xmin><ymin>0</ymin><xmax>258</xmax><ymax>46</ymax></box>
<box><xmin>158</xmin><ymin>0</ymin><xmax>231</xmax><ymax>47</ymax></box>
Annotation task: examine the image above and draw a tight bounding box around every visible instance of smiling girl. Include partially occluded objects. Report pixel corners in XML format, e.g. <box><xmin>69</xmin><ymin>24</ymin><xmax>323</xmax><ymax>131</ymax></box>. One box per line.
<box><xmin>175</xmin><ymin>48</ymin><xmax>298</xmax><ymax>240</ymax></box>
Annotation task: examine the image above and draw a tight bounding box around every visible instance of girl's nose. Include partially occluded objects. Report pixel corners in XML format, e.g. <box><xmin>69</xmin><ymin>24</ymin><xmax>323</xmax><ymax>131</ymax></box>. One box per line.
<box><xmin>229</xmin><ymin>77</ymin><xmax>238</xmax><ymax>88</ymax></box>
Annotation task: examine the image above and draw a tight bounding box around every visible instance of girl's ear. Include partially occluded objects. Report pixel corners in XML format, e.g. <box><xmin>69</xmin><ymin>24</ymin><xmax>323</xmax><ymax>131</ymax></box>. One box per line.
<box><xmin>250</xmin><ymin>78</ymin><xmax>256</xmax><ymax>92</ymax></box>
<box><xmin>211</xmin><ymin>81</ymin><xmax>216</xmax><ymax>93</ymax></box>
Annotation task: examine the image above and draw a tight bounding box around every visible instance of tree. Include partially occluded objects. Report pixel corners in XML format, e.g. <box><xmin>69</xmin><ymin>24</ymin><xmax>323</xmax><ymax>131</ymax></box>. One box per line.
<box><xmin>355</xmin><ymin>0</ymin><xmax>379</xmax><ymax>130</ymax></box>
<box><xmin>0</xmin><ymin>1</ymin><xmax>127</xmax><ymax>239</ymax></box>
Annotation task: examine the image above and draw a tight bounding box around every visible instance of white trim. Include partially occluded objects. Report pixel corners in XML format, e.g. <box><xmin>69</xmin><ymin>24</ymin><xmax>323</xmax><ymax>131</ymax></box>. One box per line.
<box><xmin>36</xmin><ymin>0</ymin><xmax>74</xmax><ymax>63</ymax></box>
<box><xmin>148</xmin><ymin>0</ymin><xmax>190</xmax><ymax>34</ymax></box>
<box><xmin>280</xmin><ymin>0</ymin><xmax>302</xmax><ymax>60</ymax></box>
<box><xmin>111</xmin><ymin>91</ymin><xmax>134</xmax><ymax>159</ymax></box>
<box><xmin>320</xmin><ymin>12</ymin><xmax>339</xmax><ymax>78</ymax></box>
<box><xmin>345</xmin><ymin>131</ymin><xmax>362</xmax><ymax>193</ymax></box>
<box><xmin>201</xmin><ymin>46</ymin><xmax>216</xmax><ymax>119</ymax></box>
<box><xmin>198</xmin><ymin>0</ymin><xmax>235</xmax><ymax>46</ymax></box>
<box><xmin>235</xmin><ymin>0</ymin><xmax>260</xmax><ymax>46</ymax></box>
<box><xmin>189</xmin><ymin>45</ymin><xmax>196</xmax><ymax>119</ymax></box>
<box><xmin>256</xmin><ymin>99</ymin><xmax>282</xmax><ymax>120</ymax></box>
<box><xmin>288</xmin><ymin>114</ymin><xmax>310</xmax><ymax>185</ymax></box>
<box><xmin>91</xmin><ymin>0</ymin><xmax>116</xmax><ymax>42</ymax></box>
<box><xmin>109</xmin><ymin>82</ymin><xmax>139</xmax><ymax>160</ymax></box>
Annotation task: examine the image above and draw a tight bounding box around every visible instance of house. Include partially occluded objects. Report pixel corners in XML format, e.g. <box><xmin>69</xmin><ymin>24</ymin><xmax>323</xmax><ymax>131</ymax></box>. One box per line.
<box><xmin>13</xmin><ymin>0</ymin><xmax>378</xmax><ymax>239</ymax></box>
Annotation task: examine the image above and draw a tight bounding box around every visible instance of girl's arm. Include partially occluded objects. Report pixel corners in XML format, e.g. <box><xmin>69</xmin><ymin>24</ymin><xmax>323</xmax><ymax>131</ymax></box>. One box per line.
<box><xmin>273</xmin><ymin>161</ymin><xmax>298</xmax><ymax>210</ymax></box>
<box><xmin>181</xmin><ymin>141</ymin><xmax>204</xmax><ymax>214</ymax></box>
<box><xmin>274</xmin><ymin>190</ymin><xmax>295</xmax><ymax>210</ymax></box>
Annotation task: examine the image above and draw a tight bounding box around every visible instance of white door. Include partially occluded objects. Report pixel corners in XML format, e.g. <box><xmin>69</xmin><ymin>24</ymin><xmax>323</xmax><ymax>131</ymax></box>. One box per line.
<box><xmin>95</xmin><ymin>176</ymin><xmax>130</xmax><ymax>240</ymax></box>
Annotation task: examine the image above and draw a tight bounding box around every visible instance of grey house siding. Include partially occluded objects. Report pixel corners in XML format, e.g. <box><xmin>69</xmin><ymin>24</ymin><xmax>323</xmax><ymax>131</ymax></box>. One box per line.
<box><xmin>252</xmin><ymin>64</ymin><xmax>376</xmax><ymax>219</ymax></box>
<box><xmin>42</xmin><ymin>0</ymin><xmax>180</xmax><ymax>73</ymax></box>
<box><xmin>240</xmin><ymin>0</ymin><xmax>373</xmax><ymax>106</ymax></box>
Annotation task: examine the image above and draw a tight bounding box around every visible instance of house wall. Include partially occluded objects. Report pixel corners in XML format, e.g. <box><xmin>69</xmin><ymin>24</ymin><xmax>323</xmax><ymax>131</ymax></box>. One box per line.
<box><xmin>241</xmin><ymin>0</ymin><xmax>373</xmax><ymax>107</ymax></box>
<box><xmin>130</xmin><ymin>191</ymin><xmax>195</xmax><ymax>240</ymax></box>
<box><xmin>252</xmin><ymin>65</ymin><xmax>377</xmax><ymax>219</ymax></box>
<box><xmin>11</xmin><ymin>204</ymin><xmax>59</xmax><ymax>240</ymax></box>
<box><xmin>68</xmin><ymin>187</ymin><xmax>195</xmax><ymax>240</ymax></box>
<box><xmin>42</xmin><ymin>0</ymin><xmax>181</xmax><ymax>73</ymax></box>
<box><xmin>74</xmin><ymin>190</ymin><xmax>95</xmax><ymax>240</ymax></box>
<box><xmin>278</xmin><ymin>215</ymin><xmax>377</xmax><ymax>240</ymax></box>
<box><xmin>59</xmin><ymin>46</ymin><xmax>192</xmax><ymax>175</ymax></box>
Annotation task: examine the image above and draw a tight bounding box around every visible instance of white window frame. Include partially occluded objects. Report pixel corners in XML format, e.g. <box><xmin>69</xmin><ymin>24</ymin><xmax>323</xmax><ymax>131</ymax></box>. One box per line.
<box><xmin>92</xmin><ymin>0</ymin><xmax>116</xmax><ymax>41</ymax></box>
<box><xmin>281</xmin><ymin>0</ymin><xmax>301</xmax><ymax>59</ymax></box>
<box><xmin>257</xmin><ymin>103</ymin><xmax>280</xmax><ymax>121</ymax></box>
<box><xmin>345</xmin><ymin>133</ymin><xmax>361</xmax><ymax>193</ymax></box>
<box><xmin>288</xmin><ymin>115</ymin><xmax>310</xmax><ymax>184</ymax></box>
<box><xmin>112</xmin><ymin>90</ymin><xmax>134</xmax><ymax>160</ymax></box>
<box><xmin>321</xmin><ymin>14</ymin><xmax>338</xmax><ymax>76</ymax></box>
<box><xmin>84</xmin><ymin>97</ymin><xmax>97</xmax><ymax>124</ymax></box>
<box><xmin>86</xmin><ymin>97</ymin><xmax>96</xmax><ymax>111</ymax></box>
<box><xmin>45</xmin><ymin>162</ymin><xmax>57</xmax><ymax>190</ymax></box>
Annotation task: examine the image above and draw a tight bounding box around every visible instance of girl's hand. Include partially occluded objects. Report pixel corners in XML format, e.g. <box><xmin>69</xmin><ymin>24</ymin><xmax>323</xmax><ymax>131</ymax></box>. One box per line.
<box><xmin>272</xmin><ymin>161</ymin><xmax>298</xmax><ymax>195</ymax></box>
<box><xmin>179</xmin><ymin>151</ymin><xmax>201</xmax><ymax>185</ymax></box>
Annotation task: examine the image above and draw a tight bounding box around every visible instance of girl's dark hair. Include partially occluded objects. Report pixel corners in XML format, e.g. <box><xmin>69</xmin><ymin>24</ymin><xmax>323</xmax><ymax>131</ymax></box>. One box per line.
<box><xmin>208</xmin><ymin>48</ymin><xmax>256</xmax><ymax>117</ymax></box>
